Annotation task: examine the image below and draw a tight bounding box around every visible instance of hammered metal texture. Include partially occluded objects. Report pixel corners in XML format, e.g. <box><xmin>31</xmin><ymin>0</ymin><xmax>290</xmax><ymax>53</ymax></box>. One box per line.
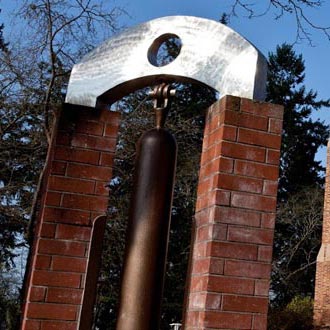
<box><xmin>65</xmin><ymin>16</ymin><xmax>267</xmax><ymax>107</ymax></box>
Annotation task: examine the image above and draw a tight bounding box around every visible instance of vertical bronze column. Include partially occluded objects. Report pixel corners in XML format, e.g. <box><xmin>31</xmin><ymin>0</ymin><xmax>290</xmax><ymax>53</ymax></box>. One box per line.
<box><xmin>116</xmin><ymin>85</ymin><xmax>177</xmax><ymax>330</ymax></box>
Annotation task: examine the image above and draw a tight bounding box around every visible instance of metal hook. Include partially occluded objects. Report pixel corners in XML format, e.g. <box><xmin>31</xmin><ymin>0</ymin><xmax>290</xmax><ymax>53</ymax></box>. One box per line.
<box><xmin>149</xmin><ymin>83</ymin><xmax>176</xmax><ymax>129</ymax></box>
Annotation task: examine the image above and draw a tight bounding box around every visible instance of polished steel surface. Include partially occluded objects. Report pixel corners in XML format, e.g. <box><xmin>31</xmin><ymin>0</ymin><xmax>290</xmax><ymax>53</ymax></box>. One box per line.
<box><xmin>65</xmin><ymin>16</ymin><xmax>267</xmax><ymax>107</ymax></box>
<box><xmin>116</xmin><ymin>127</ymin><xmax>177</xmax><ymax>330</ymax></box>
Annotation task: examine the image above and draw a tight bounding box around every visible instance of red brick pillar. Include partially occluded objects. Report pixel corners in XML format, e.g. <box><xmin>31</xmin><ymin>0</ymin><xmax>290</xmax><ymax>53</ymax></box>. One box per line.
<box><xmin>314</xmin><ymin>139</ymin><xmax>330</xmax><ymax>328</ymax></box>
<box><xmin>21</xmin><ymin>104</ymin><xmax>120</xmax><ymax>330</ymax></box>
<box><xmin>184</xmin><ymin>96</ymin><xmax>283</xmax><ymax>330</ymax></box>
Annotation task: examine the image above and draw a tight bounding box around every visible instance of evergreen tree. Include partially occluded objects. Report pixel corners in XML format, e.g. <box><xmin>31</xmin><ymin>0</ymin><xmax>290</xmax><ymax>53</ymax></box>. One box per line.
<box><xmin>266</xmin><ymin>43</ymin><xmax>330</xmax><ymax>198</ymax></box>
<box><xmin>266</xmin><ymin>44</ymin><xmax>329</xmax><ymax>308</ymax></box>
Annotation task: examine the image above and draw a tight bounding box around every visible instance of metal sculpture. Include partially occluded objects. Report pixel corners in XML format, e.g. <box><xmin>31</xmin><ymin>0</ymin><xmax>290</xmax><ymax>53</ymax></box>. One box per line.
<box><xmin>116</xmin><ymin>84</ymin><xmax>177</xmax><ymax>330</ymax></box>
<box><xmin>65</xmin><ymin>16</ymin><xmax>267</xmax><ymax>108</ymax></box>
<box><xmin>63</xmin><ymin>15</ymin><xmax>270</xmax><ymax>330</ymax></box>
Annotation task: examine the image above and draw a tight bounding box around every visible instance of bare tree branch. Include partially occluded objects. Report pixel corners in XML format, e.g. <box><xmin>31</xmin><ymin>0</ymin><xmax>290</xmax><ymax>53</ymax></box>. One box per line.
<box><xmin>226</xmin><ymin>0</ymin><xmax>330</xmax><ymax>44</ymax></box>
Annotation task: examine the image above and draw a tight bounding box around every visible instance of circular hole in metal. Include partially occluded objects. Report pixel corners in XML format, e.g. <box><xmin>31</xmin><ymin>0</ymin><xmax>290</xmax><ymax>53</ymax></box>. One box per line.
<box><xmin>148</xmin><ymin>34</ymin><xmax>182</xmax><ymax>67</ymax></box>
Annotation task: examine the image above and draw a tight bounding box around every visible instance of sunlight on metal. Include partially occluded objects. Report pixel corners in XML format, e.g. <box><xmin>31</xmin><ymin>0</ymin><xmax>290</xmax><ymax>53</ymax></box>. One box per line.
<box><xmin>65</xmin><ymin>16</ymin><xmax>267</xmax><ymax>108</ymax></box>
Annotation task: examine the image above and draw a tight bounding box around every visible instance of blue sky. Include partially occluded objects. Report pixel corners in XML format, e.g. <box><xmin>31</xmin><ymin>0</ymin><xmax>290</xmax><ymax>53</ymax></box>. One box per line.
<box><xmin>2</xmin><ymin>0</ymin><xmax>330</xmax><ymax>163</ymax></box>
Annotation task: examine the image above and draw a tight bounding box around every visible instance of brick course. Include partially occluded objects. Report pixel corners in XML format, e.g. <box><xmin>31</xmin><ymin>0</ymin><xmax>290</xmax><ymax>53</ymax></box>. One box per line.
<box><xmin>22</xmin><ymin>96</ymin><xmax>283</xmax><ymax>330</ymax></box>
<box><xmin>314</xmin><ymin>139</ymin><xmax>330</xmax><ymax>328</ymax></box>
<box><xmin>184</xmin><ymin>96</ymin><xmax>283</xmax><ymax>330</ymax></box>
<box><xmin>21</xmin><ymin>104</ymin><xmax>119</xmax><ymax>330</ymax></box>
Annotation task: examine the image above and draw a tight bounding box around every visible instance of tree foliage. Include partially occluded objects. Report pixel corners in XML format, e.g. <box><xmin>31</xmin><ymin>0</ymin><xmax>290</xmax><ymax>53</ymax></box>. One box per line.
<box><xmin>266</xmin><ymin>44</ymin><xmax>328</xmax><ymax>310</ymax></box>
<box><xmin>266</xmin><ymin>43</ymin><xmax>329</xmax><ymax>198</ymax></box>
<box><xmin>268</xmin><ymin>295</ymin><xmax>314</xmax><ymax>330</ymax></box>
<box><xmin>271</xmin><ymin>188</ymin><xmax>323</xmax><ymax>306</ymax></box>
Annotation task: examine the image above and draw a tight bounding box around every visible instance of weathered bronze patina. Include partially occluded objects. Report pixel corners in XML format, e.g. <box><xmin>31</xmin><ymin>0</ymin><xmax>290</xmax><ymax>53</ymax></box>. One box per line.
<box><xmin>116</xmin><ymin>85</ymin><xmax>177</xmax><ymax>330</ymax></box>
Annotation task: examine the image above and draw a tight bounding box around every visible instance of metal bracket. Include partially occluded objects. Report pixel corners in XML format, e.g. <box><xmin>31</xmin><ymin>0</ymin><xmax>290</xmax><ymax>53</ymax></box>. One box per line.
<box><xmin>149</xmin><ymin>83</ymin><xmax>176</xmax><ymax>129</ymax></box>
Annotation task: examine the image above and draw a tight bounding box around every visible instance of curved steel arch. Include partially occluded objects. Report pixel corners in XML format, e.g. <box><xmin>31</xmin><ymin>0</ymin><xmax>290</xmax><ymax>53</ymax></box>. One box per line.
<box><xmin>65</xmin><ymin>16</ymin><xmax>267</xmax><ymax>108</ymax></box>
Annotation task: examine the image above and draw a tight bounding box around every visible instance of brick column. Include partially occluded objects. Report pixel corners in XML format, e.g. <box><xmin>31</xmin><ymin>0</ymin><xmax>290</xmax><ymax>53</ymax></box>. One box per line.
<box><xmin>314</xmin><ymin>139</ymin><xmax>330</xmax><ymax>328</ymax></box>
<box><xmin>184</xmin><ymin>96</ymin><xmax>283</xmax><ymax>330</ymax></box>
<box><xmin>21</xmin><ymin>104</ymin><xmax>120</xmax><ymax>330</ymax></box>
